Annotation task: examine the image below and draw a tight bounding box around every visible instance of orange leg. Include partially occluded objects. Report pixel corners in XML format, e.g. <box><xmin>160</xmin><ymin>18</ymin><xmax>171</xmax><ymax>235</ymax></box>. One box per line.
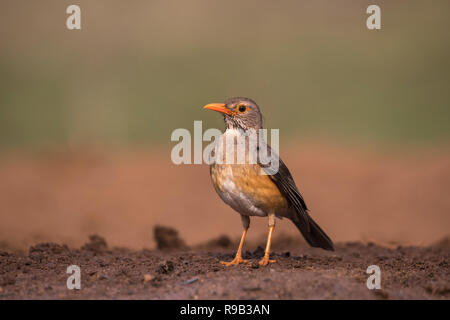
<box><xmin>220</xmin><ymin>229</ymin><xmax>249</xmax><ymax>266</ymax></box>
<box><xmin>259</xmin><ymin>214</ymin><xmax>276</xmax><ymax>266</ymax></box>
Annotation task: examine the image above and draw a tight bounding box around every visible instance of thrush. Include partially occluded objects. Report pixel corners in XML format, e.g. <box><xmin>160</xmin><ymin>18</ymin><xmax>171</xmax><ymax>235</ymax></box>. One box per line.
<box><xmin>204</xmin><ymin>97</ymin><xmax>334</xmax><ymax>267</ymax></box>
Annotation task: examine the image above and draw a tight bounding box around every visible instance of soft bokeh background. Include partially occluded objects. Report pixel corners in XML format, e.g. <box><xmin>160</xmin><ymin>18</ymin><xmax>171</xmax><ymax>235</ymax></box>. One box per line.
<box><xmin>0</xmin><ymin>0</ymin><xmax>449</xmax><ymax>250</ymax></box>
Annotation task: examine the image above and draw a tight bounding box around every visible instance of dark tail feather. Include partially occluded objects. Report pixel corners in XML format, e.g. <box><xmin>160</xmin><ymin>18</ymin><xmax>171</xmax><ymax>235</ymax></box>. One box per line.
<box><xmin>291</xmin><ymin>215</ymin><xmax>335</xmax><ymax>251</ymax></box>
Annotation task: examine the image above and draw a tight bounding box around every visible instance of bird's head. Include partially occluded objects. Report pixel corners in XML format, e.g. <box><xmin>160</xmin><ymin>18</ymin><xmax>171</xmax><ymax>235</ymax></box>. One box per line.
<box><xmin>203</xmin><ymin>97</ymin><xmax>263</xmax><ymax>130</ymax></box>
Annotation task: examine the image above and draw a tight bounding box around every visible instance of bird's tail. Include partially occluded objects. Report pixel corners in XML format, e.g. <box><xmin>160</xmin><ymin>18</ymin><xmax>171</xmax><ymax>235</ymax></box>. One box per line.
<box><xmin>290</xmin><ymin>214</ymin><xmax>335</xmax><ymax>251</ymax></box>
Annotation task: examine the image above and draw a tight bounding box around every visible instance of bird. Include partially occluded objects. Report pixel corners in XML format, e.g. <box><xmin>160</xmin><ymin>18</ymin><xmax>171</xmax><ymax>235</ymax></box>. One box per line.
<box><xmin>203</xmin><ymin>97</ymin><xmax>334</xmax><ymax>267</ymax></box>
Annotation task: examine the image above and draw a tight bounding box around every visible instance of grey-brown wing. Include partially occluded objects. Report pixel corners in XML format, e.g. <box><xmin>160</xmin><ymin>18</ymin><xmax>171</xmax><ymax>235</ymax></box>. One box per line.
<box><xmin>259</xmin><ymin>145</ymin><xmax>334</xmax><ymax>250</ymax></box>
<box><xmin>260</xmin><ymin>146</ymin><xmax>310</xmax><ymax>231</ymax></box>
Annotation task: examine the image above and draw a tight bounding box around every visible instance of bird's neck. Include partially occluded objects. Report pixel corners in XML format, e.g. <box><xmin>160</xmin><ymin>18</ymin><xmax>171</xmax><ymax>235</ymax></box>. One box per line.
<box><xmin>223</xmin><ymin>127</ymin><xmax>246</xmax><ymax>137</ymax></box>
<box><xmin>224</xmin><ymin>117</ymin><xmax>262</xmax><ymax>132</ymax></box>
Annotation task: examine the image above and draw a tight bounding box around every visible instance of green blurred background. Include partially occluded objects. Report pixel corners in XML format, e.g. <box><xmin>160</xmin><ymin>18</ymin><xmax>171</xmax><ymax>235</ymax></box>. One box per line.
<box><xmin>1</xmin><ymin>1</ymin><xmax>450</xmax><ymax>251</ymax></box>
<box><xmin>1</xmin><ymin>0</ymin><xmax>449</xmax><ymax>150</ymax></box>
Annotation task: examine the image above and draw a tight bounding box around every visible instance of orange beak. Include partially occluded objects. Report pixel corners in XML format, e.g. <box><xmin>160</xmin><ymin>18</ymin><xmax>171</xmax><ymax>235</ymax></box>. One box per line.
<box><xmin>203</xmin><ymin>103</ymin><xmax>233</xmax><ymax>115</ymax></box>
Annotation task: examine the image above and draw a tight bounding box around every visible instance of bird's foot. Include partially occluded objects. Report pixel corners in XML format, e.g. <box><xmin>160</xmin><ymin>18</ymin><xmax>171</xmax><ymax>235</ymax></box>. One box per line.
<box><xmin>220</xmin><ymin>255</ymin><xmax>248</xmax><ymax>267</ymax></box>
<box><xmin>258</xmin><ymin>256</ymin><xmax>276</xmax><ymax>267</ymax></box>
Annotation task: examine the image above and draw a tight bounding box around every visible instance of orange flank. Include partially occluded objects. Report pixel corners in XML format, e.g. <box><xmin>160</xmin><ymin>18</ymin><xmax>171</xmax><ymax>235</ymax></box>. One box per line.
<box><xmin>210</xmin><ymin>163</ymin><xmax>288</xmax><ymax>213</ymax></box>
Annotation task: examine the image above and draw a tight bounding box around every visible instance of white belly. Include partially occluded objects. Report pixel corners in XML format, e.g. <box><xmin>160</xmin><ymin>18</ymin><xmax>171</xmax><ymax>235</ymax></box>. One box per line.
<box><xmin>215</xmin><ymin>166</ymin><xmax>267</xmax><ymax>217</ymax></box>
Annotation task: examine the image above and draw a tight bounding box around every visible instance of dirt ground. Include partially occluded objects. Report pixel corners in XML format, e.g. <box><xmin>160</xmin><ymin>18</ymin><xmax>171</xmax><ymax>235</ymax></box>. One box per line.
<box><xmin>0</xmin><ymin>144</ymin><xmax>449</xmax><ymax>299</ymax></box>
<box><xmin>0</xmin><ymin>232</ymin><xmax>449</xmax><ymax>300</ymax></box>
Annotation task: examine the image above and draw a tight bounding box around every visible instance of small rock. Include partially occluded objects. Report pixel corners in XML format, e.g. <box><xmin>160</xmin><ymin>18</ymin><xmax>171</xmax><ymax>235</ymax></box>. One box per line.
<box><xmin>157</xmin><ymin>260</ymin><xmax>175</xmax><ymax>274</ymax></box>
<box><xmin>143</xmin><ymin>274</ymin><xmax>154</xmax><ymax>283</ymax></box>
<box><xmin>181</xmin><ymin>277</ymin><xmax>198</xmax><ymax>285</ymax></box>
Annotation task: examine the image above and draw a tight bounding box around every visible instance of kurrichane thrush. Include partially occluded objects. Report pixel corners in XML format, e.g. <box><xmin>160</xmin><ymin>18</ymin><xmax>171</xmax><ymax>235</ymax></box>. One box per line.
<box><xmin>204</xmin><ymin>97</ymin><xmax>334</xmax><ymax>267</ymax></box>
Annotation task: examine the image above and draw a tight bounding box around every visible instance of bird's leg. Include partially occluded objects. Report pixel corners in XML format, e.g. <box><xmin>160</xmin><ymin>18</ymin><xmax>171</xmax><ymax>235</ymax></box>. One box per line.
<box><xmin>221</xmin><ymin>216</ymin><xmax>250</xmax><ymax>266</ymax></box>
<box><xmin>220</xmin><ymin>229</ymin><xmax>248</xmax><ymax>266</ymax></box>
<box><xmin>259</xmin><ymin>213</ymin><xmax>276</xmax><ymax>266</ymax></box>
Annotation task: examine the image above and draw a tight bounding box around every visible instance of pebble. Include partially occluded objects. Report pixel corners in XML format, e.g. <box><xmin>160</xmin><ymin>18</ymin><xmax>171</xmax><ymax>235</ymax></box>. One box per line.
<box><xmin>157</xmin><ymin>260</ymin><xmax>175</xmax><ymax>274</ymax></box>
<box><xmin>143</xmin><ymin>274</ymin><xmax>153</xmax><ymax>283</ymax></box>
<box><xmin>181</xmin><ymin>277</ymin><xmax>198</xmax><ymax>285</ymax></box>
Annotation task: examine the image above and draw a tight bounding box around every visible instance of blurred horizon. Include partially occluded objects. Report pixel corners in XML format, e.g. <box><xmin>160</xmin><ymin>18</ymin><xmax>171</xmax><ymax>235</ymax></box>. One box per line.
<box><xmin>1</xmin><ymin>0</ymin><xmax>450</xmax><ymax>150</ymax></box>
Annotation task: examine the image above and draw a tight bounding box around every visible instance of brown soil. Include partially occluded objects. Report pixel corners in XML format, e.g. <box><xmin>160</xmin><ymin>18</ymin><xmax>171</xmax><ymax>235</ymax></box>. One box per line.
<box><xmin>0</xmin><ymin>233</ymin><xmax>449</xmax><ymax>300</ymax></box>
<box><xmin>0</xmin><ymin>144</ymin><xmax>449</xmax><ymax>252</ymax></box>
<box><xmin>0</xmin><ymin>145</ymin><xmax>449</xmax><ymax>299</ymax></box>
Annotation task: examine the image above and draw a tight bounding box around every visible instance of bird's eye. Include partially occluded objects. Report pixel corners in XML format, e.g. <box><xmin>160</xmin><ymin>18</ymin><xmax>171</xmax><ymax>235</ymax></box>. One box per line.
<box><xmin>238</xmin><ymin>105</ymin><xmax>247</xmax><ymax>113</ymax></box>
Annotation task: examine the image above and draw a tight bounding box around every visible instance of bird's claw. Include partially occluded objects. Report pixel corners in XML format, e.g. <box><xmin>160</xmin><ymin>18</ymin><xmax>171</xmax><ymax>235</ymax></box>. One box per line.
<box><xmin>220</xmin><ymin>256</ymin><xmax>248</xmax><ymax>266</ymax></box>
<box><xmin>258</xmin><ymin>256</ymin><xmax>276</xmax><ymax>267</ymax></box>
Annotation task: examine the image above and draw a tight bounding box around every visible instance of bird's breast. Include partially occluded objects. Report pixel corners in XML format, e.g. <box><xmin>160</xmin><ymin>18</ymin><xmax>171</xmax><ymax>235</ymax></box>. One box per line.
<box><xmin>210</xmin><ymin>163</ymin><xmax>288</xmax><ymax>216</ymax></box>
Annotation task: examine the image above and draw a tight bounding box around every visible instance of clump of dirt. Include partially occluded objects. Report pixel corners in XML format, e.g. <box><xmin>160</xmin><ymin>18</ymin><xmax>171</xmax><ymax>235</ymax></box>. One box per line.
<box><xmin>432</xmin><ymin>236</ymin><xmax>450</xmax><ymax>249</ymax></box>
<box><xmin>198</xmin><ymin>235</ymin><xmax>233</xmax><ymax>249</ymax></box>
<box><xmin>81</xmin><ymin>235</ymin><xmax>108</xmax><ymax>252</ymax></box>
<box><xmin>153</xmin><ymin>225</ymin><xmax>187</xmax><ymax>250</ymax></box>
<box><xmin>0</xmin><ymin>233</ymin><xmax>448</xmax><ymax>300</ymax></box>
<box><xmin>157</xmin><ymin>260</ymin><xmax>175</xmax><ymax>274</ymax></box>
